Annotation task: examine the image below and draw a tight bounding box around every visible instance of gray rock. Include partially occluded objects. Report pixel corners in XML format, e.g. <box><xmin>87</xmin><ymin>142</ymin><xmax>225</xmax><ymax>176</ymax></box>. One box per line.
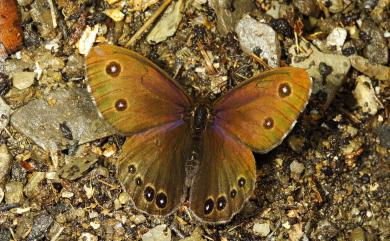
<box><xmin>376</xmin><ymin>124</ymin><xmax>390</xmax><ymax>148</ymax></box>
<box><xmin>30</xmin><ymin>0</ymin><xmax>55</xmax><ymax>39</ymax></box>
<box><xmin>0</xmin><ymin>145</ymin><xmax>11</xmax><ymax>184</ymax></box>
<box><xmin>59</xmin><ymin>154</ymin><xmax>98</xmax><ymax>181</ymax></box>
<box><xmin>289</xmin><ymin>42</ymin><xmax>351</xmax><ymax>108</ymax></box>
<box><xmin>236</xmin><ymin>15</ymin><xmax>281</xmax><ymax>67</ymax></box>
<box><xmin>293</xmin><ymin>0</ymin><xmax>320</xmax><ymax>17</ymax></box>
<box><xmin>147</xmin><ymin>0</ymin><xmax>184</xmax><ymax>44</ymax></box>
<box><xmin>23</xmin><ymin>172</ymin><xmax>46</xmax><ymax>198</ymax></box>
<box><xmin>142</xmin><ymin>224</ymin><xmax>172</xmax><ymax>241</ymax></box>
<box><xmin>208</xmin><ymin>0</ymin><xmax>256</xmax><ymax>35</ymax></box>
<box><xmin>349</xmin><ymin>55</ymin><xmax>390</xmax><ymax>81</ymax></box>
<box><xmin>361</xmin><ymin>21</ymin><xmax>388</xmax><ymax>65</ymax></box>
<box><xmin>0</xmin><ymin>97</ymin><xmax>11</xmax><ymax>131</ymax></box>
<box><xmin>11</xmin><ymin>88</ymin><xmax>115</xmax><ymax>151</ymax></box>
<box><xmin>26</xmin><ymin>211</ymin><xmax>54</xmax><ymax>241</ymax></box>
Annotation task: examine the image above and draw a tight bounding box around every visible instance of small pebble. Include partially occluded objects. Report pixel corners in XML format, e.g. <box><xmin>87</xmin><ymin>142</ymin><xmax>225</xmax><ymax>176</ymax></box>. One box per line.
<box><xmin>5</xmin><ymin>181</ymin><xmax>24</xmax><ymax>204</ymax></box>
<box><xmin>0</xmin><ymin>97</ymin><xmax>11</xmax><ymax>131</ymax></box>
<box><xmin>349</xmin><ymin>227</ymin><xmax>366</xmax><ymax>241</ymax></box>
<box><xmin>353</xmin><ymin>75</ymin><xmax>383</xmax><ymax>115</ymax></box>
<box><xmin>131</xmin><ymin>214</ymin><xmax>147</xmax><ymax>224</ymax></box>
<box><xmin>0</xmin><ymin>187</ymin><xmax>4</xmax><ymax>203</ymax></box>
<box><xmin>290</xmin><ymin>160</ymin><xmax>305</xmax><ymax>176</ymax></box>
<box><xmin>253</xmin><ymin>222</ymin><xmax>271</xmax><ymax>237</ymax></box>
<box><xmin>61</xmin><ymin>191</ymin><xmax>74</xmax><ymax>198</ymax></box>
<box><xmin>0</xmin><ymin>144</ymin><xmax>11</xmax><ymax>183</ymax></box>
<box><xmin>79</xmin><ymin>232</ymin><xmax>98</xmax><ymax>241</ymax></box>
<box><xmin>104</xmin><ymin>8</ymin><xmax>125</xmax><ymax>22</ymax></box>
<box><xmin>90</xmin><ymin>221</ymin><xmax>101</xmax><ymax>230</ymax></box>
<box><xmin>12</xmin><ymin>72</ymin><xmax>35</xmax><ymax>90</ymax></box>
<box><xmin>326</xmin><ymin>27</ymin><xmax>347</xmax><ymax>50</ymax></box>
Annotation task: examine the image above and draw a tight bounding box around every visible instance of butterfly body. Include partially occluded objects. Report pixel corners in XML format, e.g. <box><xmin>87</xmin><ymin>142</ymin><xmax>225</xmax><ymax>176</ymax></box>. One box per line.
<box><xmin>86</xmin><ymin>44</ymin><xmax>312</xmax><ymax>224</ymax></box>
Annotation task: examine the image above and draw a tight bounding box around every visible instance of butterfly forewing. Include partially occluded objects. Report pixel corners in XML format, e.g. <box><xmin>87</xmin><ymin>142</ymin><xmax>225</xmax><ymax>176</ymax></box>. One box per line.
<box><xmin>189</xmin><ymin>126</ymin><xmax>256</xmax><ymax>223</ymax></box>
<box><xmin>214</xmin><ymin>67</ymin><xmax>312</xmax><ymax>153</ymax></box>
<box><xmin>117</xmin><ymin>121</ymin><xmax>192</xmax><ymax>215</ymax></box>
<box><xmin>86</xmin><ymin>44</ymin><xmax>192</xmax><ymax>135</ymax></box>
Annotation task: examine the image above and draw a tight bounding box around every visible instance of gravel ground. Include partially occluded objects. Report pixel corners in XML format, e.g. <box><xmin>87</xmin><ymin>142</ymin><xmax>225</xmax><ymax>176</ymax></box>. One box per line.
<box><xmin>0</xmin><ymin>0</ymin><xmax>389</xmax><ymax>240</ymax></box>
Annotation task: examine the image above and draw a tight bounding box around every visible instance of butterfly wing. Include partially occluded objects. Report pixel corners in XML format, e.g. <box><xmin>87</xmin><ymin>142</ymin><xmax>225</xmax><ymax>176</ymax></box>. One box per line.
<box><xmin>86</xmin><ymin>45</ymin><xmax>193</xmax><ymax>215</ymax></box>
<box><xmin>214</xmin><ymin>67</ymin><xmax>312</xmax><ymax>153</ymax></box>
<box><xmin>189</xmin><ymin>126</ymin><xmax>256</xmax><ymax>223</ymax></box>
<box><xmin>118</xmin><ymin>121</ymin><xmax>192</xmax><ymax>215</ymax></box>
<box><xmin>188</xmin><ymin>67</ymin><xmax>311</xmax><ymax>223</ymax></box>
<box><xmin>86</xmin><ymin>44</ymin><xmax>192</xmax><ymax>135</ymax></box>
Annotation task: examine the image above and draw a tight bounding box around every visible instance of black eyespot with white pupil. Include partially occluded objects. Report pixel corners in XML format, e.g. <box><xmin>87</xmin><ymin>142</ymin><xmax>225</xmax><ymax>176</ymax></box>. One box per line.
<box><xmin>135</xmin><ymin>177</ymin><xmax>142</xmax><ymax>186</ymax></box>
<box><xmin>204</xmin><ymin>198</ymin><xmax>214</xmax><ymax>215</ymax></box>
<box><xmin>230</xmin><ymin>189</ymin><xmax>237</xmax><ymax>198</ymax></box>
<box><xmin>263</xmin><ymin>117</ymin><xmax>274</xmax><ymax>129</ymax></box>
<box><xmin>106</xmin><ymin>61</ymin><xmax>121</xmax><ymax>77</ymax></box>
<box><xmin>144</xmin><ymin>186</ymin><xmax>154</xmax><ymax>202</ymax></box>
<box><xmin>156</xmin><ymin>192</ymin><xmax>167</xmax><ymax>209</ymax></box>
<box><xmin>128</xmin><ymin>164</ymin><xmax>136</xmax><ymax>174</ymax></box>
<box><xmin>217</xmin><ymin>196</ymin><xmax>227</xmax><ymax>210</ymax></box>
<box><xmin>115</xmin><ymin>99</ymin><xmax>127</xmax><ymax>111</ymax></box>
<box><xmin>238</xmin><ymin>177</ymin><xmax>246</xmax><ymax>188</ymax></box>
<box><xmin>279</xmin><ymin>83</ymin><xmax>291</xmax><ymax>97</ymax></box>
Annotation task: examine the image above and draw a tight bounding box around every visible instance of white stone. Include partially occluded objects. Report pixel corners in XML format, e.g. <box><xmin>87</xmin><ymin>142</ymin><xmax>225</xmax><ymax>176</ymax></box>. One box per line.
<box><xmin>131</xmin><ymin>214</ymin><xmax>147</xmax><ymax>224</ymax></box>
<box><xmin>353</xmin><ymin>75</ymin><xmax>383</xmax><ymax>115</ymax></box>
<box><xmin>253</xmin><ymin>222</ymin><xmax>271</xmax><ymax>237</ymax></box>
<box><xmin>142</xmin><ymin>224</ymin><xmax>172</xmax><ymax>241</ymax></box>
<box><xmin>290</xmin><ymin>160</ymin><xmax>305</xmax><ymax>175</ymax></box>
<box><xmin>104</xmin><ymin>8</ymin><xmax>125</xmax><ymax>22</ymax></box>
<box><xmin>326</xmin><ymin>27</ymin><xmax>347</xmax><ymax>49</ymax></box>
<box><xmin>77</xmin><ymin>25</ymin><xmax>100</xmax><ymax>56</ymax></box>
<box><xmin>79</xmin><ymin>233</ymin><xmax>98</xmax><ymax>241</ymax></box>
<box><xmin>236</xmin><ymin>15</ymin><xmax>281</xmax><ymax>67</ymax></box>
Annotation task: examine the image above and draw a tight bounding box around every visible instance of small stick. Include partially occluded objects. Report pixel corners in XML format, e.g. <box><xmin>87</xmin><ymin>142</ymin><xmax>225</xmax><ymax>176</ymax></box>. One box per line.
<box><xmin>47</xmin><ymin>0</ymin><xmax>57</xmax><ymax>28</ymax></box>
<box><xmin>251</xmin><ymin>53</ymin><xmax>272</xmax><ymax>70</ymax></box>
<box><xmin>125</xmin><ymin>0</ymin><xmax>173</xmax><ymax>47</ymax></box>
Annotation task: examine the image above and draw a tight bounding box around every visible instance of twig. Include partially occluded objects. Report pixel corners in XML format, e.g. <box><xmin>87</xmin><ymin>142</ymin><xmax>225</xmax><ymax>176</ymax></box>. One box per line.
<box><xmin>47</xmin><ymin>0</ymin><xmax>57</xmax><ymax>28</ymax></box>
<box><xmin>125</xmin><ymin>0</ymin><xmax>173</xmax><ymax>47</ymax></box>
<box><xmin>251</xmin><ymin>53</ymin><xmax>272</xmax><ymax>70</ymax></box>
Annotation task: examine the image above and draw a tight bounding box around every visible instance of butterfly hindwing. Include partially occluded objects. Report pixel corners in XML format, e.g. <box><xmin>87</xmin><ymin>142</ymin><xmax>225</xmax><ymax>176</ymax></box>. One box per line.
<box><xmin>117</xmin><ymin>121</ymin><xmax>192</xmax><ymax>215</ymax></box>
<box><xmin>86</xmin><ymin>44</ymin><xmax>192</xmax><ymax>135</ymax></box>
<box><xmin>189</xmin><ymin>126</ymin><xmax>256</xmax><ymax>223</ymax></box>
<box><xmin>214</xmin><ymin>67</ymin><xmax>312</xmax><ymax>153</ymax></box>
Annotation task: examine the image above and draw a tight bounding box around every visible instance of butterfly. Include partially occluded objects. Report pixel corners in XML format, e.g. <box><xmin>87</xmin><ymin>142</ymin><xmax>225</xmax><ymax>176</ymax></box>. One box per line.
<box><xmin>86</xmin><ymin>44</ymin><xmax>312</xmax><ymax>224</ymax></box>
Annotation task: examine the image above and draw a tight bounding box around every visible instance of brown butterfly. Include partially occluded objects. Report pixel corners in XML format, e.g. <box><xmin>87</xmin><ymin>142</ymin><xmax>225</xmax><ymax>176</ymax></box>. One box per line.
<box><xmin>86</xmin><ymin>44</ymin><xmax>312</xmax><ymax>223</ymax></box>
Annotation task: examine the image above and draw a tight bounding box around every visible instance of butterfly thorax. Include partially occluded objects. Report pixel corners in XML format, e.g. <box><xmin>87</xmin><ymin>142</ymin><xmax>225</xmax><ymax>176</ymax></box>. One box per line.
<box><xmin>190</xmin><ymin>104</ymin><xmax>212</xmax><ymax>138</ymax></box>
